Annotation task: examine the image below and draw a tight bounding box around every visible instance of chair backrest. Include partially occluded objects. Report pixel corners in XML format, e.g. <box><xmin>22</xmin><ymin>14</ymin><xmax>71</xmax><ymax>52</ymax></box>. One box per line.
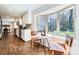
<box><xmin>65</xmin><ymin>35</ymin><xmax>73</xmax><ymax>47</ymax></box>
<box><xmin>31</xmin><ymin>31</ymin><xmax>38</xmax><ymax>36</ymax></box>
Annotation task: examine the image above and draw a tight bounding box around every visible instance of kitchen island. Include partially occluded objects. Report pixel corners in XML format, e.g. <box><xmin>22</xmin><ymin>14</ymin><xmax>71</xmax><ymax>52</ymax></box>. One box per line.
<box><xmin>14</xmin><ymin>28</ymin><xmax>31</xmax><ymax>42</ymax></box>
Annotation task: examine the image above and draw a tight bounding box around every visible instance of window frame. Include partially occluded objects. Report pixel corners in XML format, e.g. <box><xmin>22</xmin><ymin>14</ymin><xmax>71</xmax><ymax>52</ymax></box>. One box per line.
<box><xmin>36</xmin><ymin>6</ymin><xmax>75</xmax><ymax>37</ymax></box>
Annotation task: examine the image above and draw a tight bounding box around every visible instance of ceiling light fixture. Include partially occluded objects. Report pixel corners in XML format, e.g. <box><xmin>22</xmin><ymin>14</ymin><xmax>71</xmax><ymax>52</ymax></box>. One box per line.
<box><xmin>9</xmin><ymin>9</ymin><xmax>12</xmax><ymax>12</ymax></box>
<box><xmin>7</xmin><ymin>16</ymin><xmax>9</xmax><ymax>18</ymax></box>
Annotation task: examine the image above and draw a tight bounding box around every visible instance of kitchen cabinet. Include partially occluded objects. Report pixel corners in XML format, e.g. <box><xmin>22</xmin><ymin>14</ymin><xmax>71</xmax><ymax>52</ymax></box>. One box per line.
<box><xmin>14</xmin><ymin>28</ymin><xmax>31</xmax><ymax>42</ymax></box>
<box><xmin>22</xmin><ymin>11</ymin><xmax>32</xmax><ymax>24</ymax></box>
<box><xmin>21</xmin><ymin>29</ymin><xmax>31</xmax><ymax>42</ymax></box>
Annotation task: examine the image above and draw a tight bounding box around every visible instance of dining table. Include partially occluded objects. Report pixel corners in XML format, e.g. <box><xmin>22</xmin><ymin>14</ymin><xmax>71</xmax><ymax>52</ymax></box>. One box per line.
<box><xmin>31</xmin><ymin>34</ymin><xmax>66</xmax><ymax>52</ymax></box>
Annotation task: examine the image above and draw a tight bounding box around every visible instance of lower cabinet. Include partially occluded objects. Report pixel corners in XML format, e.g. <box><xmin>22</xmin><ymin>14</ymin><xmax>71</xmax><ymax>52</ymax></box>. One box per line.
<box><xmin>21</xmin><ymin>29</ymin><xmax>31</xmax><ymax>42</ymax></box>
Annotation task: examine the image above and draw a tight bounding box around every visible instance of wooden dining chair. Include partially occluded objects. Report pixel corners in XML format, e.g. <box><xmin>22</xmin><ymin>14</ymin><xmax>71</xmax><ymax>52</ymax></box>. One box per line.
<box><xmin>47</xmin><ymin>35</ymin><xmax>73</xmax><ymax>55</ymax></box>
<box><xmin>63</xmin><ymin>35</ymin><xmax>73</xmax><ymax>55</ymax></box>
<box><xmin>31</xmin><ymin>31</ymin><xmax>41</xmax><ymax>51</ymax></box>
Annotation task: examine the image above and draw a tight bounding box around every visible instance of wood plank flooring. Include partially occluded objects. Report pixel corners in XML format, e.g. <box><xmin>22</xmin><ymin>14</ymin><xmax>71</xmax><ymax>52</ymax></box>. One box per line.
<box><xmin>0</xmin><ymin>33</ymin><xmax>47</xmax><ymax>55</ymax></box>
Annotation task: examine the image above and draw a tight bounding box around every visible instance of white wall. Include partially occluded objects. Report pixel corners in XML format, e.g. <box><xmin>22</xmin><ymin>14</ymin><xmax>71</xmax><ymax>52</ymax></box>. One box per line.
<box><xmin>33</xmin><ymin>4</ymin><xmax>73</xmax><ymax>16</ymax></box>
<box><xmin>75</xmin><ymin>5</ymin><xmax>79</xmax><ymax>40</ymax></box>
<box><xmin>71</xmin><ymin>6</ymin><xmax>79</xmax><ymax>54</ymax></box>
<box><xmin>33</xmin><ymin>4</ymin><xmax>59</xmax><ymax>15</ymax></box>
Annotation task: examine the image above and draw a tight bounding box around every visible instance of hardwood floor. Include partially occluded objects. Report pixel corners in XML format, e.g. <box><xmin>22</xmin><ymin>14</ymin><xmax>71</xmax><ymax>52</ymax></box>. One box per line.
<box><xmin>0</xmin><ymin>33</ymin><xmax>47</xmax><ymax>55</ymax></box>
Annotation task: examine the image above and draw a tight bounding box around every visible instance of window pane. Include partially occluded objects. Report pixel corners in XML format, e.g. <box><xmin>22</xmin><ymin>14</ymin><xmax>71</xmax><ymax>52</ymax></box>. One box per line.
<box><xmin>37</xmin><ymin>16</ymin><xmax>46</xmax><ymax>32</ymax></box>
<box><xmin>60</xmin><ymin>9</ymin><xmax>74</xmax><ymax>36</ymax></box>
<box><xmin>48</xmin><ymin>14</ymin><xmax>57</xmax><ymax>34</ymax></box>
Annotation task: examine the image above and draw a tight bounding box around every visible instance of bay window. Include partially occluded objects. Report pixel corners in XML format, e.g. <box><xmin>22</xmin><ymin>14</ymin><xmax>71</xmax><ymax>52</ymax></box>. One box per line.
<box><xmin>37</xmin><ymin>16</ymin><xmax>46</xmax><ymax>32</ymax></box>
<box><xmin>48</xmin><ymin>13</ymin><xmax>58</xmax><ymax>34</ymax></box>
<box><xmin>59</xmin><ymin>9</ymin><xmax>74</xmax><ymax>37</ymax></box>
<box><xmin>36</xmin><ymin>6</ymin><xmax>74</xmax><ymax>37</ymax></box>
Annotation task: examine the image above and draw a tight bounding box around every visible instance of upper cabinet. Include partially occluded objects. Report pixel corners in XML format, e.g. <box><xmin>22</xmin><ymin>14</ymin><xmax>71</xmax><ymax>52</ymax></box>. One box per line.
<box><xmin>22</xmin><ymin>11</ymin><xmax>32</xmax><ymax>24</ymax></box>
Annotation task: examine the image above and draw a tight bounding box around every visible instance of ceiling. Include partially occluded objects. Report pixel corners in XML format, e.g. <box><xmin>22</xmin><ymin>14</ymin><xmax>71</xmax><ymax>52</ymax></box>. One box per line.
<box><xmin>0</xmin><ymin>4</ymin><xmax>43</xmax><ymax>17</ymax></box>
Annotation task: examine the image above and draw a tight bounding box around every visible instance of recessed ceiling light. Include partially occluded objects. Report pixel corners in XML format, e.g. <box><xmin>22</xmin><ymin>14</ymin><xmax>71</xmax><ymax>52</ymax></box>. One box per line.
<box><xmin>7</xmin><ymin>16</ymin><xmax>9</xmax><ymax>18</ymax></box>
<box><xmin>9</xmin><ymin>9</ymin><xmax>12</xmax><ymax>12</ymax></box>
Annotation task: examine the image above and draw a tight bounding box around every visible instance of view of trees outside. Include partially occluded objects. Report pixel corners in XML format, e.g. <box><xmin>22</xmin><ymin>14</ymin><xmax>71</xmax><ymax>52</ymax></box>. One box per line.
<box><xmin>36</xmin><ymin>8</ymin><xmax>74</xmax><ymax>37</ymax></box>
<box><xmin>37</xmin><ymin>16</ymin><xmax>46</xmax><ymax>32</ymax></box>
<box><xmin>59</xmin><ymin>9</ymin><xmax>74</xmax><ymax>37</ymax></box>
<box><xmin>60</xmin><ymin>9</ymin><xmax>74</xmax><ymax>32</ymax></box>
<box><xmin>48</xmin><ymin>14</ymin><xmax>57</xmax><ymax>32</ymax></box>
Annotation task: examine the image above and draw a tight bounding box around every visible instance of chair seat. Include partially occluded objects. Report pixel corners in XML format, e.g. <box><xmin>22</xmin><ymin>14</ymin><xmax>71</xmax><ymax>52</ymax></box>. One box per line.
<box><xmin>49</xmin><ymin>43</ymin><xmax>70</xmax><ymax>55</ymax></box>
<box><xmin>49</xmin><ymin>43</ymin><xmax>66</xmax><ymax>52</ymax></box>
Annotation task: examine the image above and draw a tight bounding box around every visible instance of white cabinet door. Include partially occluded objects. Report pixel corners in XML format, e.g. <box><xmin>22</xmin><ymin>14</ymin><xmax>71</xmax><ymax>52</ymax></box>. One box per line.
<box><xmin>21</xmin><ymin>29</ymin><xmax>31</xmax><ymax>42</ymax></box>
